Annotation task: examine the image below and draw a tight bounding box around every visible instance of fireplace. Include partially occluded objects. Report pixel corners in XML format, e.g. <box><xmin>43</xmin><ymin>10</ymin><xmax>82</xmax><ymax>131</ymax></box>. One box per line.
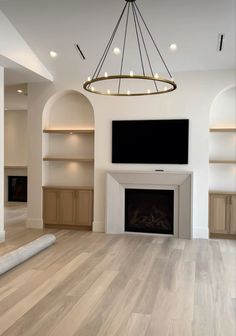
<box><xmin>125</xmin><ymin>189</ymin><xmax>174</xmax><ymax>234</ymax></box>
<box><xmin>8</xmin><ymin>176</ymin><xmax>27</xmax><ymax>202</ymax></box>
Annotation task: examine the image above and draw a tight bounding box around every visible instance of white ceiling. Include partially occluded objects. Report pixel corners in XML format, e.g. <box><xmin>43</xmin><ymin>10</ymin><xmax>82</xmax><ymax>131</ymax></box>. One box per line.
<box><xmin>0</xmin><ymin>0</ymin><xmax>235</xmax><ymax>83</ymax></box>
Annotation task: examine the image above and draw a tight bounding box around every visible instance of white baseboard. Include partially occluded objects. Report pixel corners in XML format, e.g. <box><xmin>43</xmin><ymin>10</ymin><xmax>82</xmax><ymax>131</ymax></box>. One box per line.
<box><xmin>193</xmin><ymin>226</ymin><xmax>209</xmax><ymax>239</ymax></box>
<box><xmin>0</xmin><ymin>230</ymin><xmax>5</xmax><ymax>242</ymax></box>
<box><xmin>26</xmin><ymin>218</ymin><xmax>43</xmax><ymax>229</ymax></box>
<box><xmin>92</xmin><ymin>221</ymin><xmax>105</xmax><ymax>233</ymax></box>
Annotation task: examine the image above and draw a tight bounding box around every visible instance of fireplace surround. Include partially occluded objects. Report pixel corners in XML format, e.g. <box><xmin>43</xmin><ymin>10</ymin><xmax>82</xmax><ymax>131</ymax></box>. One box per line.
<box><xmin>106</xmin><ymin>171</ymin><xmax>193</xmax><ymax>239</ymax></box>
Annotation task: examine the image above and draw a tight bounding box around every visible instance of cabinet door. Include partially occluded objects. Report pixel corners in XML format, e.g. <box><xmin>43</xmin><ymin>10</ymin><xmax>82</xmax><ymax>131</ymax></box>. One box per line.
<box><xmin>75</xmin><ymin>190</ymin><xmax>93</xmax><ymax>226</ymax></box>
<box><xmin>229</xmin><ymin>195</ymin><xmax>236</xmax><ymax>234</ymax></box>
<box><xmin>43</xmin><ymin>189</ymin><xmax>59</xmax><ymax>225</ymax></box>
<box><xmin>209</xmin><ymin>194</ymin><xmax>228</xmax><ymax>234</ymax></box>
<box><xmin>59</xmin><ymin>190</ymin><xmax>75</xmax><ymax>225</ymax></box>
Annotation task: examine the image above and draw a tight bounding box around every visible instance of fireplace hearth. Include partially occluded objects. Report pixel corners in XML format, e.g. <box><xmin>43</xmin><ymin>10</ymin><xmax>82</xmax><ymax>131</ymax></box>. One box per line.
<box><xmin>125</xmin><ymin>189</ymin><xmax>174</xmax><ymax>234</ymax></box>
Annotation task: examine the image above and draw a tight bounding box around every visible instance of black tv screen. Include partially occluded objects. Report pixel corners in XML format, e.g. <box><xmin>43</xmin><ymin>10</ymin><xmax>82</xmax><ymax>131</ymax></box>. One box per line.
<box><xmin>112</xmin><ymin>119</ymin><xmax>189</xmax><ymax>164</ymax></box>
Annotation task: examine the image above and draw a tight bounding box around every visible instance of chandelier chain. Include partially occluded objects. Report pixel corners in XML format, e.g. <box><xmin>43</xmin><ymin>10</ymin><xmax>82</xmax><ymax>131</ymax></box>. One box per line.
<box><xmin>133</xmin><ymin>3</ymin><xmax>158</xmax><ymax>92</ymax></box>
<box><xmin>118</xmin><ymin>2</ymin><xmax>131</xmax><ymax>94</ymax></box>
<box><xmin>92</xmin><ymin>2</ymin><xmax>128</xmax><ymax>80</ymax></box>
<box><xmin>134</xmin><ymin>2</ymin><xmax>172</xmax><ymax>78</ymax></box>
<box><xmin>131</xmin><ymin>2</ymin><xmax>145</xmax><ymax>76</ymax></box>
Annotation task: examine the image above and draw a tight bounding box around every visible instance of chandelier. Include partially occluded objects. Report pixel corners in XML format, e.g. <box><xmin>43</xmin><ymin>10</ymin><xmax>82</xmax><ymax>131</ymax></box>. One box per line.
<box><xmin>83</xmin><ymin>0</ymin><xmax>177</xmax><ymax>96</ymax></box>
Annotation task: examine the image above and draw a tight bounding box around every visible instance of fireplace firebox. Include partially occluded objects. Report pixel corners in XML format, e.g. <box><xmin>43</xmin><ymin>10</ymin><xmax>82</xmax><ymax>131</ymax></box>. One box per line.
<box><xmin>8</xmin><ymin>176</ymin><xmax>27</xmax><ymax>202</ymax></box>
<box><xmin>125</xmin><ymin>188</ymin><xmax>174</xmax><ymax>234</ymax></box>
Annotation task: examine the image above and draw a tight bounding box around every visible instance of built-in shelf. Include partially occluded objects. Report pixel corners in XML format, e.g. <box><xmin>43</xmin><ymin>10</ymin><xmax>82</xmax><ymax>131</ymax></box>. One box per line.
<box><xmin>43</xmin><ymin>157</ymin><xmax>94</xmax><ymax>162</ymax></box>
<box><xmin>43</xmin><ymin>129</ymin><xmax>94</xmax><ymax>134</ymax></box>
<box><xmin>209</xmin><ymin>128</ymin><xmax>236</xmax><ymax>132</ymax></box>
<box><xmin>209</xmin><ymin>160</ymin><xmax>236</xmax><ymax>164</ymax></box>
<box><xmin>43</xmin><ymin>185</ymin><xmax>93</xmax><ymax>190</ymax></box>
<box><xmin>4</xmin><ymin>165</ymin><xmax>28</xmax><ymax>169</ymax></box>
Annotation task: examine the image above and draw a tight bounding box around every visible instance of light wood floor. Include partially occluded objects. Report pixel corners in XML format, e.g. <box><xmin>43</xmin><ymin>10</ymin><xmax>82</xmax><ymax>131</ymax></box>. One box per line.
<box><xmin>0</xmin><ymin>218</ymin><xmax>235</xmax><ymax>335</ymax></box>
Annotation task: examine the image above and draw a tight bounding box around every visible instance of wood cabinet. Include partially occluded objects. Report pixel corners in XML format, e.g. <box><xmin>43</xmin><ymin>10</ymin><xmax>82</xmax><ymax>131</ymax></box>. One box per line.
<box><xmin>43</xmin><ymin>187</ymin><xmax>93</xmax><ymax>229</ymax></box>
<box><xmin>209</xmin><ymin>192</ymin><xmax>236</xmax><ymax>238</ymax></box>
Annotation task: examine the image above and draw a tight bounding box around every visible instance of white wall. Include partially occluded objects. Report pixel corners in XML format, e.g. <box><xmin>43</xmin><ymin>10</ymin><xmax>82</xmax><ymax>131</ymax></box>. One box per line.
<box><xmin>26</xmin><ymin>70</ymin><xmax>235</xmax><ymax>238</ymax></box>
<box><xmin>0</xmin><ymin>66</ymin><xmax>5</xmax><ymax>241</ymax></box>
<box><xmin>5</xmin><ymin>84</ymin><xmax>27</xmax><ymax>110</ymax></box>
<box><xmin>210</xmin><ymin>87</ymin><xmax>236</xmax><ymax>127</ymax></box>
<box><xmin>4</xmin><ymin>110</ymin><xmax>27</xmax><ymax>166</ymax></box>
<box><xmin>0</xmin><ymin>10</ymin><xmax>52</xmax><ymax>81</ymax></box>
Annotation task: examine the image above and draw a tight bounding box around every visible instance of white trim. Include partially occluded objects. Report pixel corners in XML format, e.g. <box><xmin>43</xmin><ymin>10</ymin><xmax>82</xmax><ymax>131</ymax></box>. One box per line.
<box><xmin>92</xmin><ymin>221</ymin><xmax>104</xmax><ymax>232</ymax></box>
<box><xmin>106</xmin><ymin>170</ymin><xmax>193</xmax><ymax>239</ymax></box>
<box><xmin>193</xmin><ymin>226</ymin><xmax>209</xmax><ymax>239</ymax></box>
<box><xmin>26</xmin><ymin>218</ymin><xmax>43</xmax><ymax>229</ymax></box>
<box><xmin>0</xmin><ymin>230</ymin><xmax>5</xmax><ymax>242</ymax></box>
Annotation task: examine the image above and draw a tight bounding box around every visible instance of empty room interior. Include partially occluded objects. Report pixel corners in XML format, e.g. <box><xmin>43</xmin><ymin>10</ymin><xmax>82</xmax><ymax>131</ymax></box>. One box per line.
<box><xmin>0</xmin><ymin>0</ymin><xmax>235</xmax><ymax>335</ymax></box>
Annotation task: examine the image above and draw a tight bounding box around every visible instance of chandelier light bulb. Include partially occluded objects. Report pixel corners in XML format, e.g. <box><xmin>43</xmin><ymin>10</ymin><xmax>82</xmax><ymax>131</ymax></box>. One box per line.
<box><xmin>91</xmin><ymin>87</ymin><xmax>95</xmax><ymax>92</ymax></box>
<box><xmin>104</xmin><ymin>72</ymin><xmax>108</xmax><ymax>78</ymax></box>
<box><xmin>154</xmin><ymin>73</ymin><xmax>159</xmax><ymax>79</ymax></box>
<box><xmin>107</xmin><ymin>89</ymin><xmax>111</xmax><ymax>94</ymax></box>
<box><xmin>87</xmin><ymin>77</ymin><xmax>91</xmax><ymax>81</ymax></box>
<box><xmin>147</xmin><ymin>89</ymin><xmax>151</xmax><ymax>94</ymax></box>
<box><xmin>130</xmin><ymin>71</ymin><xmax>134</xmax><ymax>77</ymax></box>
<box><xmin>127</xmin><ymin>90</ymin><xmax>131</xmax><ymax>95</ymax></box>
<box><xmin>164</xmin><ymin>87</ymin><xmax>168</xmax><ymax>91</ymax></box>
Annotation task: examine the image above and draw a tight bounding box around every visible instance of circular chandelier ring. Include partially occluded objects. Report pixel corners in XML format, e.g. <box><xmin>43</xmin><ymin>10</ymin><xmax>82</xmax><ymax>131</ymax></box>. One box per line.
<box><xmin>83</xmin><ymin>75</ymin><xmax>177</xmax><ymax>96</ymax></box>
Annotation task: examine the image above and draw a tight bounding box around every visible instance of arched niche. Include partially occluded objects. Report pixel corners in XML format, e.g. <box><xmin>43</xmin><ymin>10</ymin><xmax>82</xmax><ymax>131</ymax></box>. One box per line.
<box><xmin>42</xmin><ymin>90</ymin><xmax>95</xmax><ymax>189</ymax></box>
<box><xmin>43</xmin><ymin>90</ymin><xmax>94</xmax><ymax>129</ymax></box>
<box><xmin>210</xmin><ymin>85</ymin><xmax>236</xmax><ymax>128</ymax></box>
<box><xmin>209</xmin><ymin>85</ymin><xmax>236</xmax><ymax>192</ymax></box>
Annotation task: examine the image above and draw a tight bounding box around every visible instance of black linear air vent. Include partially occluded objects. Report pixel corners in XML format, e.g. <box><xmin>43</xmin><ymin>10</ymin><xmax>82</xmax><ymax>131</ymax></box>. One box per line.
<box><xmin>74</xmin><ymin>43</ymin><xmax>86</xmax><ymax>60</ymax></box>
<box><xmin>217</xmin><ymin>34</ymin><xmax>225</xmax><ymax>52</ymax></box>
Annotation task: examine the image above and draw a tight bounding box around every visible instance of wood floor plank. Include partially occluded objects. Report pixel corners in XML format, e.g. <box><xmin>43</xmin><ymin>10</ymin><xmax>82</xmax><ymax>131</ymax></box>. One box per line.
<box><xmin>49</xmin><ymin>270</ymin><xmax>118</xmax><ymax>336</ymax></box>
<box><xmin>0</xmin><ymin>211</ymin><xmax>235</xmax><ymax>336</ymax></box>
<box><xmin>0</xmin><ymin>252</ymin><xmax>90</xmax><ymax>335</ymax></box>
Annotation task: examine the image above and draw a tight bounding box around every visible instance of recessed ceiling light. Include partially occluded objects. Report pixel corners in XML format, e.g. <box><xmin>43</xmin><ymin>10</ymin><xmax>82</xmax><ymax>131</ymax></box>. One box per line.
<box><xmin>113</xmin><ymin>47</ymin><xmax>121</xmax><ymax>55</ymax></box>
<box><xmin>17</xmin><ymin>89</ymin><xmax>23</xmax><ymax>93</ymax></box>
<box><xmin>49</xmin><ymin>51</ymin><xmax>58</xmax><ymax>58</ymax></box>
<box><xmin>169</xmin><ymin>43</ymin><xmax>177</xmax><ymax>51</ymax></box>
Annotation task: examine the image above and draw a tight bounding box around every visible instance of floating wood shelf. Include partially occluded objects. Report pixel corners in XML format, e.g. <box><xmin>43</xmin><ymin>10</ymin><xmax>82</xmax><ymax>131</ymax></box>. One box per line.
<box><xmin>4</xmin><ymin>166</ymin><xmax>28</xmax><ymax>169</ymax></box>
<box><xmin>43</xmin><ymin>157</ymin><xmax>94</xmax><ymax>162</ymax></box>
<box><xmin>209</xmin><ymin>160</ymin><xmax>236</xmax><ymax>164</ymax></box>
<box><xmin>43</xmin><ymin>129</ymin><xmax>94</xmax><ymax>134</ymax></box>
<box><xmin>209</xmin><ymin>128</ymin><xmax>236</xmax><ymax>132</ymax></box>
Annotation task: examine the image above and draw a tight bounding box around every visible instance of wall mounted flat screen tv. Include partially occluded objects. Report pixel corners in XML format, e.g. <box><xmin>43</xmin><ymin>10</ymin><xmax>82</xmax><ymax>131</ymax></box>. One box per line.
<box><xmin>112</xmin><ymin>119</ymin><xmax>189</xmax><ymax>164</ymax></box>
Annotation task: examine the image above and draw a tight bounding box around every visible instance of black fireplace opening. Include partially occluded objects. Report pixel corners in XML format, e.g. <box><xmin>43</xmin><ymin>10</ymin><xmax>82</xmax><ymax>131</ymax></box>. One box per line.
<box><xmin>125</xmin><ymin>188</ymin><xmax>174</xmax><ymax>235</ymax></box>
<box><xmin>8</xmin><ymin>176</ymin><xmax>27</xmax><ymax>202</ymax></box>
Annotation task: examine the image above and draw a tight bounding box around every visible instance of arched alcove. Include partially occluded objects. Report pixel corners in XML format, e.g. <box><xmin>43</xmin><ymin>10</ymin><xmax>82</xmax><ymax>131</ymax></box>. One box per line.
<box><xmin>42</xmin><ymin>90</ymin><xmax>95</xmax><ymax>229</ymax></box>
<box><xmin>43</xmin><ymin>90</ymin><xmax>94</xmax><ymax>129</ymax></box>
<box><xmin>209</xmin><ymin>85</ymin><xmax>236</xmax><ymax>191</ymax></box>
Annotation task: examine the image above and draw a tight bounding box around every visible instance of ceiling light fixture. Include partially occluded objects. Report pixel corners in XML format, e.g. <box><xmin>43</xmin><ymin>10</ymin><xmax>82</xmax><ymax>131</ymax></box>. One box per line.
<box><xmin>113</xmin><ymin>47</ymin><xmax>121</xmax><ymax>55</ymax></box>
<box><xmin>49</xmin><ymin>51</ymin><xmax>58</xmax><ymax>58</ymax></box>
<box><xmin>17</xmin><ymin>89</ymin><xmax>23</xmax><ymax>93</ymax></box>
<box><xmin>83</xmin><ymin>0</ymin><xmax>177</xmax><ymax>96</ymax></box>
<box><xmin>169</xmin><ymin>43</ymin><xmax>177</xmax><ymax>51</ymax></box>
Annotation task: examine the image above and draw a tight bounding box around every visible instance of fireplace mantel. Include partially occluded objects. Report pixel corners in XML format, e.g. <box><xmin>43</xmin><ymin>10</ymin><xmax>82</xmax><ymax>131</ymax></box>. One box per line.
<box><xmin>106</xmin><ymin>170</ymin><xmax>193</xmax><ymax>239</ymax></box>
